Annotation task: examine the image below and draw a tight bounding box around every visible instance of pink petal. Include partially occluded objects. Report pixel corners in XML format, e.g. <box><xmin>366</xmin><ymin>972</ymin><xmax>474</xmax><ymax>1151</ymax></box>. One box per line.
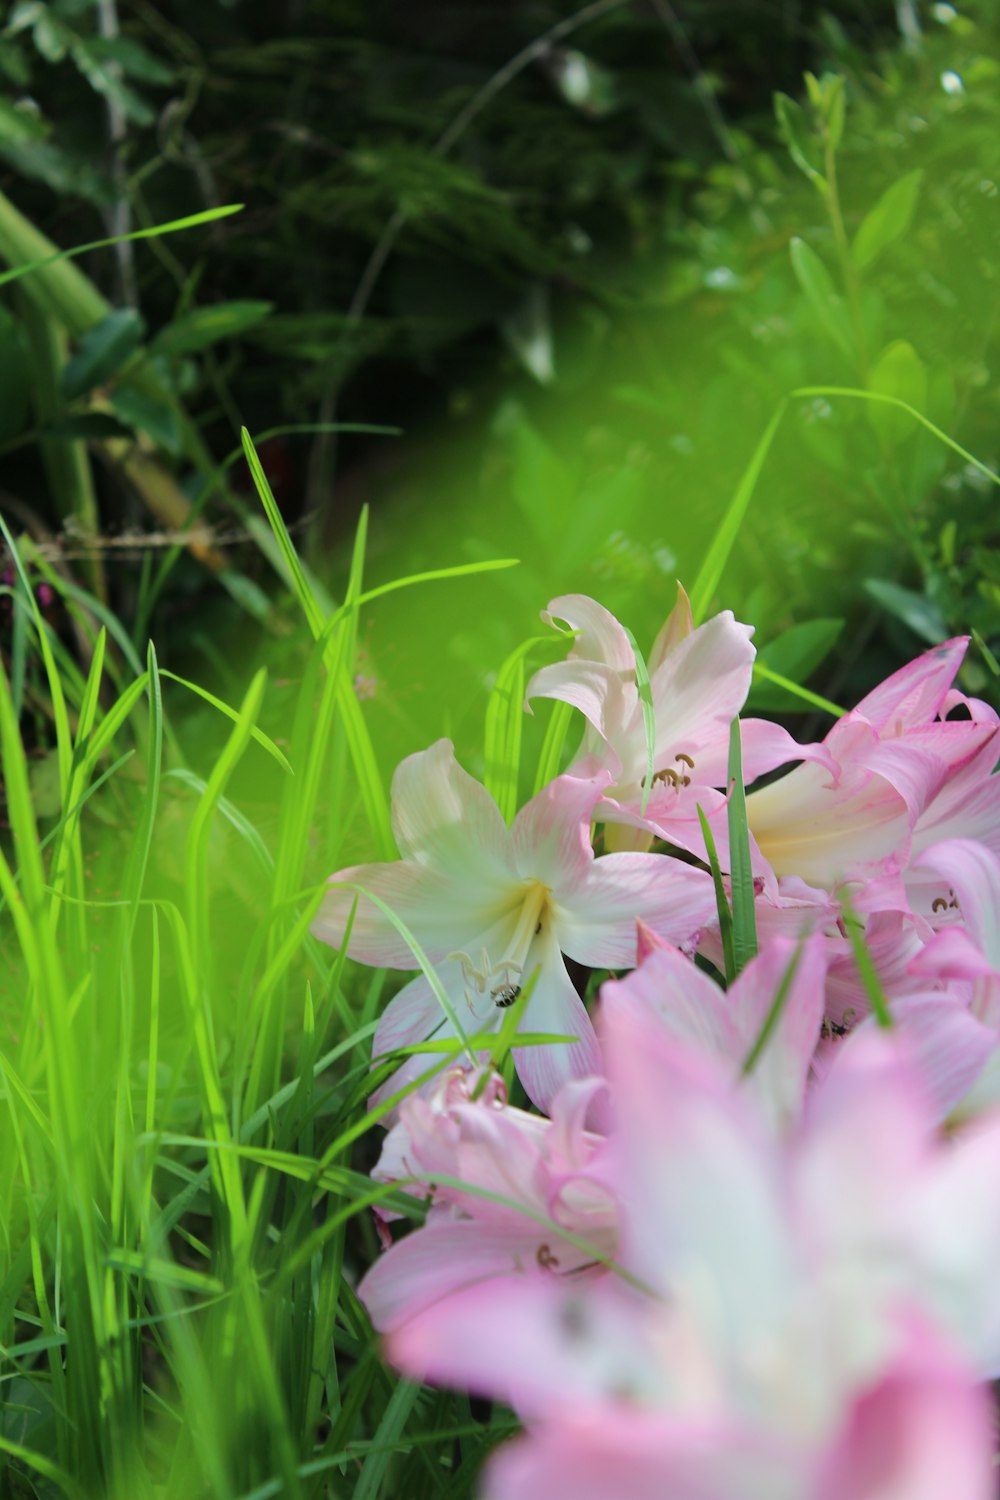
<box><xmin>513</xmin><ymin>937</ymin><xmax>603</xmax><ymax>1112</ymax></box>
<box><xmin>360</xmin><ymin>1220</ymin><xmax>557</xmax><ymax>1333</ymax></box>
<box><xmin>511</xmin><ymin>772</ymin><xmax>610</xmax><ymax>893</ymax></box>
<box><xmin>912</xmin><ymin>1110</ymin><xmax>1000</xmax><ymax>1373</ymax></box>
<box><xmin>600</xmin><ymin>946</ymin><xmax>743</xmax><ymax>1070</ymax></box>
<box><xmin>488</xmin><ymin>1413</ymin><xmax>802</xmax><ymax>1500</ymax></box>
<box><xmin>601</xmin><ymin>998</ymin><xmax>793</xmax><ymax>1329</ymax></box>
<box><xmin>851</xmin><ymin>638</ymin><xmax>969</xmax><ymax>731</ymax></box>
<box><xmin>911</xmin><ymin>750</ymin><xmax>1000</xmax><ymax>864</ymax></box>
<box><xmin>391</xmin><ymin>739</ymin><xmax>514</xmax><ymax>888</ymax></box>
<box><xmin>870</xmin><ymin>995</ymin><xmax>996</xmax><ymax>1121</ymax></box>
<box><xmin>746</xmin><ymin>748</ymin><xmax>910</xmax><ymax>887</ymax></box>
<box><xmin>815</xmin><ymin>1313</ymin><xmax>994</xmax><ymax>1500</ymax></box>
<box><xmin>730</xmin><ymin>934</ymin><xmax>826</xmax><ymax>1124</ymax></box>
<box><xmin>691</xmin><ymin>717</ymin><xmax>836</xmax><ymax>789</ymax></box>
<box><xmin>387</xmin><ymin>1275</ymin><xmax>651</xmax><ymax>1417</ymax></box>
<box><xmin>368</xmin><ymin>967</ymin><xmax>470</xmax><ymax>1115</ymax></box>
<box><xmin>912</xmin><ymin>839</ymin><xmax>1000</xmax><ymax>968</ymax></box>
<box><xmin>555</xmin><ymin>854</ymin><xmax>716</xmax><ymax>967</ymax></box>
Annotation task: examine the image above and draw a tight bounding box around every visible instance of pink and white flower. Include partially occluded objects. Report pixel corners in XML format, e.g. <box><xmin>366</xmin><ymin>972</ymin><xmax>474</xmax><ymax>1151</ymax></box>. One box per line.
<box><xmin>746</xmin><ymin>638</ymin><xmax>998</xmax><ymax>895</ymax></box>
<box><xmin>312</xmin><ymin>738</ymin><xmax>716</xmax><ymax>1112</ymax></box>
<box><xmin>525</xmin><ymin>589</ymin><xmax>817</xmax><ymax>857</ymax></box>
<box><xmin>360</xmin><ymin>1065</ymin><xmax>617</xmax><ymax>1332</ymax></box>
<box><xmin>384</xmin><ymin>993</ymin><xmax>1000</xmax><ymax>1499</ymax></box>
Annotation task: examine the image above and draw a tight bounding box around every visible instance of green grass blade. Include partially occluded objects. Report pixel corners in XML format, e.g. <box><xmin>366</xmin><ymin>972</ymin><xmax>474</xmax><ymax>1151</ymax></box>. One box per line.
<box><xmin>696</xmin><ymin>805</ymin><xmax>735</xmax><ymax>983</ymax></box>
<box><xmin>0</xmin><ymin>204</ymin><xmax>245</xmax><ymax>290</ymax></box>
<box><xmin>159</xmin><ymin>669</ymin><xmax>292</xmax><ymax>774</ymax></box>
<box><xmin>689</xmin><ymin>399</ymin><xmax>788</xmax><ymax>624</ymax></box>
<box><xmin>742</xmin><ymin>940</ymin><xmax>804</xmax><ymax>1074</ymax></box>
<box><xmin>838</xmin><ymin>886</ymin><xmax>892</xmax><ymax>1028</ymax></box>
<box><xmin>752</xmin><ymin>661</ymin><xmax>845</xmax><ymax>717</ymax></box>
<box><xmin>792</xmin><ymin>386</ymin><xmax>1000</xmax><ymax>489</ymax></box>
<box><xmin>531</xmin><ymin>698</ymin><xmax>574</xmax><ymax>796</ymax></box>
<box><xmin>726</xmin><ymin>719</ymin><xmax>757</xmax><ymax>975</ymax></box>
<box><xmin>623</xmin><ymin>627</ymin><xmax>656</xmax><ymax>814</ymax></box>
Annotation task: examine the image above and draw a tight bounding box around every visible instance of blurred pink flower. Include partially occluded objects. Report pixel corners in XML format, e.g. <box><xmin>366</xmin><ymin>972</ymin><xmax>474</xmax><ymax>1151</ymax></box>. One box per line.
<box><xmin>385</xmin><ymin>994</ymin><xmax>1000</xmax><ymax>1498</ymax></box>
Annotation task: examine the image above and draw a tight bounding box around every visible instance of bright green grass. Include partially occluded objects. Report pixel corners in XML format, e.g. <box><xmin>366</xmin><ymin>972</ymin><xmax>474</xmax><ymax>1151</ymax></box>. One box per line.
<box><xmin>0</xmin><ymin>466</ymin><xmax>533</xmax><ymax>1499</ymax></box>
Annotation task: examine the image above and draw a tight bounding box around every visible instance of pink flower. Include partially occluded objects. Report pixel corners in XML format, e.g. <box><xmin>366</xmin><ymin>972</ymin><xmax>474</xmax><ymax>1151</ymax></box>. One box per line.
<box><xmin>312</xmin><ymin>739</ymin><xmax>715</xmax><ymax>1112</ymax></box>
<box><xmin>359</xmin><ymin>1066</ymin><xmax>617</xmax><ymax>1332</ymax></box>
<box><xmin>384</xmin><ymin>993</ymin><xmax>1000</xmax><ymax>1498</ymax></box>
<box><xmin>524</xmin><ymin>589</ymin><xmax>816</xmax><ymax>856</ymax></box>
<box><xmin>746</xmin><ymin>639</ymin><xmax>998</xmax><ymax>893</ymax></box>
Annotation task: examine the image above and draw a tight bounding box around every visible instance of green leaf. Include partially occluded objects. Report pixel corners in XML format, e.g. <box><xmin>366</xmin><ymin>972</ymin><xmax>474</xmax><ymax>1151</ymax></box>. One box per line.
<box><xmin>773</xmin><ymin>92</ymin><xmax>826</xmax><ymax>192</ymax></box>
<box><xmin>0</xmin><ymin>95</ymin><xmax>47</xmax><ymax>146</ymax></box>
<box><xmin>789</xmin><ymin>238</ymin><xmax>854</xmax><ymax>359</ymax></box>
<box><xmin>152</xmin><ymin>300</ymin><xmax>274</xmax><ymax>357</ymax></box>
<box><xmin>61</xmin><ymin>307</ymin><xmax>144</xmax><ymax>399</ymax></box>
<box><xmin>863</xmin><ymin>578</ymin><xmax>946</xmax><ymax>645</ymax></box>
<box><xmin>851</xmin><ymin>169</ymin><xmax>924</xmax><ymax>271</ymax></box>
<box><xmin>110</xmin><ymin>381</ymin><xmax>181</xmax><ymax>451</ymax></box>
<box><xmin>867</xmin><ymin>340</ymin><xmax>927</xmax><ymax>446</ymax></box>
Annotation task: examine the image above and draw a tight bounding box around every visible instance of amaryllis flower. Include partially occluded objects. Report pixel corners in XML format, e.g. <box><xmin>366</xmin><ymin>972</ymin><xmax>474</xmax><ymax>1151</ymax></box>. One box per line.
<box><xmin>746</xmin><ymin>638</ymin><xmax>998</xmax><ymax>894</ymax></box>
<box><xmin>385</xmin><ymin>998</ymin><xmax>1000</xmax><ymax>1500</ymax></box>
<box><xmin>312</xmin><ymin>739</ymin><xmax>715</xmax><ymax>1112</ymax></box>
<box><xmin>359</xmin><ymin>1066</ymin><xmax>616</xmax><ymax>1332</ymax></box>
<box><xmin>524</xmin><ymin>589</ymin><xmax>818</xmax><ymax>856</ymax></box>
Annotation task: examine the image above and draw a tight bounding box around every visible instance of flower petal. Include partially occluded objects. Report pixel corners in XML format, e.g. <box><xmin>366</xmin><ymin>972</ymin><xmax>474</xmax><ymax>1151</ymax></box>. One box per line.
<box><xmin>360</xmin><ymin>1220</ymin><xmax>554</xmax><ymax>1333</ymax></box>
<box><xmin>542</xmin><ymin>593</ymin><xmax>636</xmax><ymax>673</ymax></box>
<box><xmin>511</xmin><ymin>772</ymin><xmax>610</xmax><ymax>893</ymax></box>
<box><xmin>513</xmin><ymin>936</ymin><xmax>602</xmax><ymax>1113</ymax></box>
<box><xmin>647</xmin><ymin>610</ymin><xmax>755</xmax><ymax>763</ymax></box>
<box><xmin>391</xmin><ymin>739</ymin><xmax>514</xmax><ymax>889</ymax></box>
<box><xmin>851</xmin><ymin>638</ymin><xmax>968</xmax><ymax>731</ymax></box>
<box><xmin>911</xmin><ymin>839</ymin><xmax>1000</xmax><ymax>969</ymax></box>
<box><xmin>314</xmin><ymin>859</ymin><xmax>515</xmax><ymax>967</ymax></box>
<box><xmin>815</xmin><ymin>1313</ymin><xmax>994</xmax><ymax>1500</ymax></box>
<box><xmin>555</xmin><ymin>854</ymin><xmax>716</xmax><ymax>967</ymax></box>
<box><xmin>601</xmin><ymin>996</ymin><xmax>794</xmax><ymax>1335</ymax></box>
<box><xmin>387</xmin><ymin>1275</ymin><xmax>653</xmax><ymax>1417</ymax></box>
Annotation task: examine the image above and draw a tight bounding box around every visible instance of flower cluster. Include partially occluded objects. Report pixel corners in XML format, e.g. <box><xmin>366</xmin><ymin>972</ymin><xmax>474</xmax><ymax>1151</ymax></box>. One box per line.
<box><xmin>314</xmin><ymin>589</ymin><xmax>1000</xmax><ymax>1497</ymax></box>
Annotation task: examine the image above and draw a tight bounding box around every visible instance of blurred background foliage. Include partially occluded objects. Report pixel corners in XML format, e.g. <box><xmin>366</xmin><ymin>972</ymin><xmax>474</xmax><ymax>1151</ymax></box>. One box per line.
<box><xmin>1</xmin><ymin>0</ymin><xmax>999</xmax><ymax>791</ymax></box>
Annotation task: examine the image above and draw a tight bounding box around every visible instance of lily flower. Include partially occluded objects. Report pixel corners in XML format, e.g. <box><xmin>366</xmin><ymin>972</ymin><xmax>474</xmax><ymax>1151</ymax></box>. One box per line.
<box><xmin>746</xmin><ymin>639</ymin><xmax>998</xmax><ymax>893</ymax></box>
<box><xmin>312</xmin><ymin>738</ymin><xmax>715</xmax><ymax>1112</ymax></box>
<box><xmin>524</xmin><ymin>589</ymin><xmax>819</xmax><ymax>856</ymax></box>
<box><xmin>359</xmin><ymin>1066</ymin><xmax>617</xmax><ymax>1333</ymax></box>
<box><xmin>385</xmin><ymin>1003</ymin><xmax>1000</xmax><ymax>1499</ymax></box>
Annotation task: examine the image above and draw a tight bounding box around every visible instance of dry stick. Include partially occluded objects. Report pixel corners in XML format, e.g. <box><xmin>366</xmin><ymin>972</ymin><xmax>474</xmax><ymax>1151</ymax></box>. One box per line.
<box><xmin>97</xmin><ymin>0</ymin><xmax>137</xmax><ymax>308</ymax></box>
<box><xmin>304</xmin><ymin>0</ymin><xmax>633</xmax><ymax>527</ymax></box>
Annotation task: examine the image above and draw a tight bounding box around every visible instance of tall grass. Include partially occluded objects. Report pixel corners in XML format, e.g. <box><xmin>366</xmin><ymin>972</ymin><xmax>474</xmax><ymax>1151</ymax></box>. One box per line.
<box><xmin>0</xmin><ymin>466</ymin><xmax>522</xmax><ymax>1499</ymax></box>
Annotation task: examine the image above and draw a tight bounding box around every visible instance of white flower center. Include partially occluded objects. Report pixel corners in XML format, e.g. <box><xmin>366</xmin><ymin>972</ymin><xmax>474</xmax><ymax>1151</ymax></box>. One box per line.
<box><xmin>449</xmin><ymin>881</ymin><xmax>550</xmax><ymax>1010</ymax></box>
